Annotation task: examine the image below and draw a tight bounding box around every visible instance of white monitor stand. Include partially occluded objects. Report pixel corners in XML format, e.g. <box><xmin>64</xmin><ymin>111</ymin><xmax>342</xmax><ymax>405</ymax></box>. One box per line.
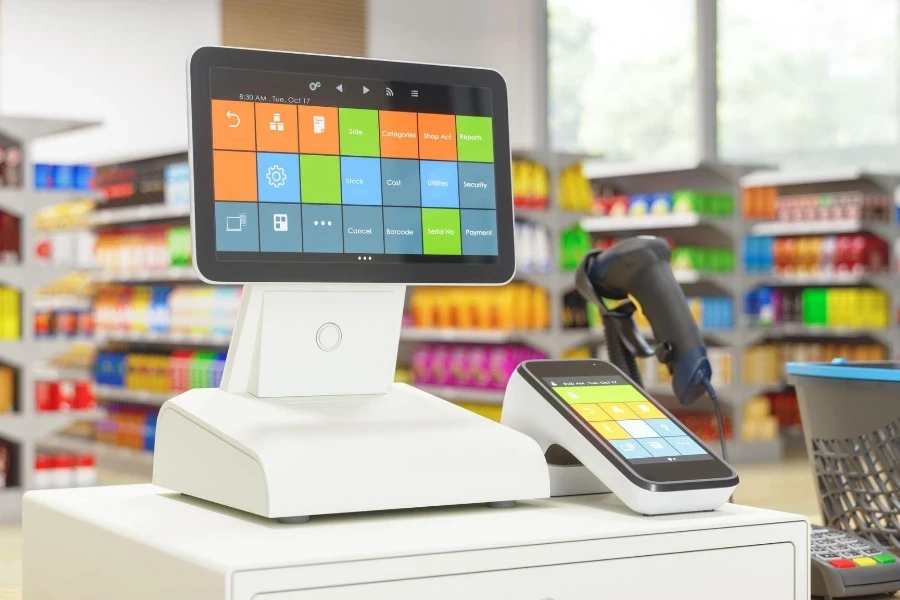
<box><xmin>152</xmin><ymin>283</ymin><xmax>551</xmax><ymax>522</ymax></box>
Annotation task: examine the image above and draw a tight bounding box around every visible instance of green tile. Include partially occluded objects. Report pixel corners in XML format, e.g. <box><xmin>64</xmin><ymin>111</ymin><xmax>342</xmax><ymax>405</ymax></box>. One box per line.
<box><xmin>456</xmin><ymin>116</ymin><xmax>493</xmax><ymax>162</ymax></box>
<box><xmin>422</xmin><ymin>208</ymin><xmax>461</xmax><ymax>255</ymax></box>
<box><xmin>300</xmin><ymin>155</ymin><xmax>341</xmax><ymax>204</ymax></box>
<box><xmin>874</xmin><ymin>554</ymin><xmax>896</xmax><ymax>564</ymax></box>
<box><xmin>339</xmin><ymin>108</ymin><xmax>380</xmax><ymax>157</ymax></box>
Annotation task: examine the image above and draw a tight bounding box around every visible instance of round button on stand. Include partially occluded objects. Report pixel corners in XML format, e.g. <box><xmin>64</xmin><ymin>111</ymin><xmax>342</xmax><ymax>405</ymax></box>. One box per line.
<box><xmin>316</xmin><ymin>323</ymin><xmax>342</xmax><ymax>352</ymax></box>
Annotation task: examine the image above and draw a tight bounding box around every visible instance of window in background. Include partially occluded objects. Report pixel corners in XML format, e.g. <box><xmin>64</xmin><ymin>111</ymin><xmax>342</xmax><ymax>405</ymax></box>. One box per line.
<box><xmin>719</xmin><ymin>0</ymin><xmax>900</xmax><ymax>169</ymax></box>
<box><xmin>547</xmin><ymin>0</ymin><xmax>696</xmax><ymax>162</ymax></box>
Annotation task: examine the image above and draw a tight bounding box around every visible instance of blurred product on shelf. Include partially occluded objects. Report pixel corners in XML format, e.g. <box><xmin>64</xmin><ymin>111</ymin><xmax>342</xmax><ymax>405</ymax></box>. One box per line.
<box><xmin>635</xmin><ymin>349</ymin><xmax>732</xmax><ymax>390</ymax></box>
<box><xmin>407</xmin><ymin>284</ymin><xmax>549</xmax><ymax>331</ymax></box>
<box><xmin>742</xmin><ymin>187</ymin><xmax>891</xmax><ymax>221</ymax></box>
<box><xmin>590</xmin><ymin>188</ymin><xmax>733</xmax><ymax>217</ymax></box>
<box><xmin>34</xmin><ymin>274</ymin><xmax>95</xmax><ymax>338</ymax></box>
<box><xmin>512</xmin><ymin>160</ymin><xmax>549</xmax><ymax>210</ymax></box>
<box><xmin>34</xmin><ymin>199</ymin><xmax>97</xmax><ymax>268</ymax></box>
<box><xmin>580</xmin><ymin>295</ymin><xmax>733</xmax><ymax>331</ymax></box>
<box><xmin>43</xmin><ymin>345</ymin><xmax>96</xmax><ymax>372</ymax></box>
<box><xmin>742</xmin><ymin>342</ymin><xmax>886</xmax><ymax>385</ymax></box>
<box><xmin>0</xmin><ymin>210</ymin><xmax>21</xmax><ymax>264</ymax></box>
<box><xmin>670</xmin><ymin>245</ymin><xmax>734</xmax><ymax>273</ymax></box>
<box><xmin>163</xmin><ymin>162</ymin><xmax>191</xmax><ymax>208</ymax></box>
<box><xmin>514</xmin><ymin>220</ymin><xmax>552</xmax><ymax>273</ymax></box>
<box><xmin>35</xmin><ymin>378</ymin><xmax>96</xmax><ymax>412</ymax></box>
<box><xmin>410</xmin><ymin>343</ymin><xmax>547</xmax><ymax>390</ymax></box>
<box><xmin>95</xmin><ymin>153</ymin><xmax>187</xmax><ymax>204</ymax></box>
<box><xmin>557</xmin><ymin>163</ymin><xmax>592</xmax><ymax>212</ymax></box>
<box><xmin>562</xmin><ymin>289</ymin><xmax>590</xmax><ymax>329</ymax></box>
<box><xmin>0</xmin><ymin>366</ymin><xmax>13</xmax><ymax>414</ymax></box>
<box><xmin>559</xmin><ymin>224</ymin><xmax>592</xmax><ymax>271</ymax></box>
<box><xmin>33</xmin><ymin>164</ymin><xmax>95</xmax><ymax>191</ymax></box>
<box><xmin>766</xmin><ymin>390</ymin><xmax>801</xmax><ymax>428</ymax></box>
<box><xmin>96</xmin><ymin>406</ymin><xmax>157</xmax><ymax>451</ymax></box>
<box><xmin>744</xmin><ymin>234</ymin><xmax>888</xmax><ymax>275</ymax></box>
<box><xmin>95</xmin><ymin>350</ymin><xmax>226</xmax><ymax>394</ymax></box>
<box><xmin>0</xmin><ymin>137</ymin><xmax>23</xmax><ymax>188</ymax></box>
<box><xmin>561</xmin><ymin>346</ymin><xmax>593</xmax><ymax>360</ymax></box>
<box><xmin>0</xmin><ymin>288</ymin><xmax>20</xmax><ymax>341</ymax></box>
<box><xmin>668</xmin><ymin>410</ymin><xmax>733</xmax><ymax>444</ymax></box>
<box><xmin>33</xmin><ymin>454</ymin><xmax>96</xmax><ymax>490</ymax></box>
<box><xmin>95</xmin><ymin>224</ymin><xmax>192</xmax><ymax>273</ymax></box>
<box><xmin>94</xmin><ymin>285</ymin><xmax>241</xmax><ymax>337</ymax></box>
<box><xmin>744</xmin><ymin>287</ymin><xmax>889</xmax><ymax>329</ymax></box>
<box><xmin>740</xmin><ymin>396</ymin><xmax>780</xmax><ymax>442</ymax></box>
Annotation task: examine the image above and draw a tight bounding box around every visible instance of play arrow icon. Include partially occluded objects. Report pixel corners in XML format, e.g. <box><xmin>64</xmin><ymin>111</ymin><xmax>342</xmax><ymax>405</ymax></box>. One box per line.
<box><xmin>362</xmin><ymin>86</ymin><xmax>369</xmax><ymax>94</ymax></box>
<box><xmin>336</xmin><ymin>84</ymin><xmax>343</xmax><ymax>92</ymax></box>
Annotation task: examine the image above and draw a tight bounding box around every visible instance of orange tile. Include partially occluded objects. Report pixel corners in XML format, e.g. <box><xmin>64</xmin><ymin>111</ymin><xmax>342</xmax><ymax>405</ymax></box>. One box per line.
<box><xmin>379</xmin><ymin>111</ymin><xmax>419</xmax><ymax>158</ymax></box>
<box><xmin>626</xmin><ymin>401</ymin><xmax>665</xmax><ymax>419</ymax></box>
<box><xmin>299</xmin><ymin>106</ymin><xmax>339</xmax><ymax>155</ymax></box>
<box><xmin>417</xmin><ymin>113</ymin><xmax>456</xmax><ymax>160</ymax></box>
<box><xmin>572</xmin><ymin>403</ymin><xmax>611</xmax><ymax>422</ymax></box>
<box><xmin>591</xmin><ymin>421</ymin><xmax>631</xmax><ymax>440</ymax></box>
<box><xmin>213</xmin><ymin>151</ymin><xmax>257</xmax><ymax>202</ymax></box>
<box><xmin>212</xmin><ymin>100</ymin><xmax>256</xmax><ymax>151</ymax></box>
<box><xmin>255</xmin><ymin>103</ymin><xmax>298</xmax><ymax>153</ymax></box>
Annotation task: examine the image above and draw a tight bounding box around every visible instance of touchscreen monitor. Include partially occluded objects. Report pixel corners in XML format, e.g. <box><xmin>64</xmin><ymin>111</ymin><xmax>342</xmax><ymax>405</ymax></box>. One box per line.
<box><xmin>188</xmin><ymin>47</ymin><xmax>515</xmax><ymax>284</ymax></box>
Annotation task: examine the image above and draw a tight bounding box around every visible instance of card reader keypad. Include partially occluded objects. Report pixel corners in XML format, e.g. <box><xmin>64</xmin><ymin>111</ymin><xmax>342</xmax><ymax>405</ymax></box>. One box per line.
<box><xmin>811</xmin><ymin>527</ymin><xmax>895</xmax><ymax>568</ymax></box>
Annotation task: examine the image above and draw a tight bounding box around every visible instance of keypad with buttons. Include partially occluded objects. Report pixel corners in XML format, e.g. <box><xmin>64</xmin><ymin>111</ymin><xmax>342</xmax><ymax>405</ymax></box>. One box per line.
<box><xmin>811</xmin><ymin>525</ymin><xmax>900</xmax><ymax>598</ymax></box>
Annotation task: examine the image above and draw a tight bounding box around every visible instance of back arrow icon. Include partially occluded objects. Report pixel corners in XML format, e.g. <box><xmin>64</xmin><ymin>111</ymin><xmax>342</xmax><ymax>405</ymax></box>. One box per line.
<box><xmin>336</xmin><ymin>84</ymin><xmax>343</xmax><ymax>92</ymax></box>
<box><xmin>226</xmin><ymin>111</ymin><xmax>240</xmax><ymax>127</ymax></box>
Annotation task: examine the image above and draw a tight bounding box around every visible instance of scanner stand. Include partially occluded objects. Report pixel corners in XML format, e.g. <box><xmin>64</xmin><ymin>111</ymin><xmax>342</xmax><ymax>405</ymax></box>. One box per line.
<box><xmin>151</xmin><ymin>284</ymin><xmax>550</xmax><ymax>522</ymax></box>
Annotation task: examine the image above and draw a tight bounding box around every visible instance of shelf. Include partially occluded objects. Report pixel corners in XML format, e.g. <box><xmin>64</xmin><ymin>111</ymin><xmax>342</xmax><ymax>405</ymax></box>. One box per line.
<box><xmin>93</xmin><ymin>266</ymin><xmax>197</xmax><ymax>283</ymax></box>
<box><xmin>745</xmin><ymin>324</ymin><xmax>891</xmax><ymax>344</ymax></box>
<box><xmin>414</xmin><ymin>384</ymin><xmax>504</xmax><ymax>404</ymax></box>
<box><xmin>739</xmin><ymin>167</ymin><xmax>881</xmax><ymax>188</ymax></box>
<box><xmin>32</xmin><ymin>364</ymin><xmax>93</xmax><ymax>381</ymax></box>
<box><xmin>95</xmin><ymin>330</ymin><xmax>231</xmax><ymax>347</ymax></box>
<box><xmin>582</xmin><ymin>160</ymin><xmax>765</xmax><ymax>181</ymax></box>
<box><xmin>749</xmin><ymin>219</ymin><xmax>895</xmax><ymax>237</ymax></box>
<box><xmin>0</xmin><ymin>189</ymin><xmax>94</xmax><ymax>214</ymax></box>
<box><xmin>745</xmin><ymin>272</ymin><xmax>893</xmax><ymax>287</ymax></box>
<box><xmin>0</xmin><ymin>338</ymin><xmax>92</xmax><ymax>366</ymax></box>
<box><xmin>672</xmin><ymin>269</ymin><xmax>734</xmax><ymax>287</ymax></box>
<box><xmin>33</xmin><ymin>294</ymin><xmax>93</xmax><ymax>311</ymax></box>
<box><xmin>0</xmin><ymin>115</ymin><xmax>98</xmax><ymax>142</ymax></box>
<box><xmin>90</xmin><ymin>203</ymin><xmax>190</xmax><ymax>226</ymax></box>
<box><xmin>39</xmin><ymin>434</ymin><xmax>153</xmax><ymax>478</ymax></box>
<box><xmin>580</xmin><ymin>212</ymin><xmax>711</xmax><ymax>232</ymax></box>
<box><xmin>95</xmin><ymin>386</ymin><xmax>172</xmax><ymax>407</ymax></box>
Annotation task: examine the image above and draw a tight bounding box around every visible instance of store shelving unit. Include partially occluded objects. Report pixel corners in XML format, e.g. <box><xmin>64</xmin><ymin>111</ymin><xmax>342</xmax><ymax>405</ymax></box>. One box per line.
<box><xmin>39</xmin><ymin>433</ymin><xmax>153</xmax><ymax>478</ymax></box>
<box><xmin>0</xmin><ymin>115</ymin><xmax>105</xmax><ymax>518</ymax></box>
<box><xmin>738</xmin><ymin>168</ymin><xmax>900</xmax><ymax>357</ymax></box>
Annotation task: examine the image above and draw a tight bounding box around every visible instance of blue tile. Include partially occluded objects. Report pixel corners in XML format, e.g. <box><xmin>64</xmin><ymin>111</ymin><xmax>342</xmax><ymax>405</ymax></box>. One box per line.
<box><xmin>458</xmin><ymin>162</ymin><xmax>496</xmax><ymax>209</ymax></box>
<box><xmin>341</xmin><ymin>157</ymin><xmax>382</xmax><ymax>205</ymax></box>
<box><xmin>618</xmin><ymin>420</ymin><xmax>660</xmax><ymax>439</ymax></box>
<box><xmin>609</xmin><ymin>439</ymin><xmax>652</xmax><ymax>460</ymax></box>
<box><xmin>215</xmin><ymin>202</ymin><xmax>259</xmax><ymax>252</ymax></box>
<box><xmin>258</xmin><ymin>203</ymin><xmax>302</xmax><ymax>252</ymax></box>
<box><xmin>301</xmin><ymin>204</ymin><xmax>343</xmax><ymax>253</ymax></box>
<box><xmin>343</xmin><ymin>206</ymin><xmax>384</xmax><ymax>253</ymax></box>
<box><xmin>381</xmin><ymin>158</ymin><xmax>420</xmax><ymax>206</ymax></box>
<box><xmin>645</xmin><ymin>418</ymin><xmax>683</xmax><ymax>438</ymax></box>
<box><xmin>257</xmin><ymin>153</ymin><xmax>301</xmax><ymax>203</ymax></box>
<box><xmin>637</xmin><ymin>438</ymin><xmax>680</xmax><ymax>458</ymax></box>
<box><xmin>460</xmin><ymin>209</ymin><xmax>498</xmax><ymax>255</ymax></box>
<box><xmin>666</xmin><ymin>436</ymin><xmax>708</xmax><ymax>456</ymax></box>
<box><xmin>420</xmin><ymin>160</ymin><xmax>459</xmax><ymax>208</ymax></box>
<box><xmin>383</xmin><ymin>207</ymin><xmax>423</xmax><ymax>254</ymax></box>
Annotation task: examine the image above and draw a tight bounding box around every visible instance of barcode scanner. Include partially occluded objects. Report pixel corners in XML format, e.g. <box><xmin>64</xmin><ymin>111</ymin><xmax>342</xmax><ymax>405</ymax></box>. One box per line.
<box><xmin>575</xmin><ymin>236</ymin><xmax>713</xmax><ymax>406</ymax></box>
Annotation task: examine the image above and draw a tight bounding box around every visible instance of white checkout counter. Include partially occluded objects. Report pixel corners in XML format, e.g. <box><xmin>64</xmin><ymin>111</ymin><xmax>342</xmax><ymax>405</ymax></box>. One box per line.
<box><xmin>24</xmin><ymin>484</ymin><xmax>809</xmax><ymax>599</ymax></box>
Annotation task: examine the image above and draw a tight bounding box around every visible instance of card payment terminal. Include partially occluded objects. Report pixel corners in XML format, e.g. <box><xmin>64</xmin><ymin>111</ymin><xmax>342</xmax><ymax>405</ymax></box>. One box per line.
<box><xmin>503</xmin><ymin>359</ymin><xmax>738</xmax><ymax>515</ymax></box>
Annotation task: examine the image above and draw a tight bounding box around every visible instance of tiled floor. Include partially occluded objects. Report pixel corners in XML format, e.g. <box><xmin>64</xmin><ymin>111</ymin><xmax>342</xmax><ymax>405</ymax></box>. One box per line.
<box><xmin>0</xmin><ymin>452</ymin><xmax>833</xmax><ymax>598</ymax></box>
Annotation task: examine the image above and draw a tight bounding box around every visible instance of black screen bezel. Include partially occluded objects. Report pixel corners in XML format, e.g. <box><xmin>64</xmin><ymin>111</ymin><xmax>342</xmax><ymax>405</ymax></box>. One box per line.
<box><xmin>188</xmin><ymin>46</ymin><xmax>516</xmax><ymax>284</ymax></box>
<box><xmin>519</xmin><ymin>359</ymin><xmax>739</xmax><ymax>492</ymax></box>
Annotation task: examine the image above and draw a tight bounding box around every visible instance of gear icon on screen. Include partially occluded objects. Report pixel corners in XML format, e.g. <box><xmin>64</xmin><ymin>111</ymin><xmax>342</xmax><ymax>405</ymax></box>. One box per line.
<box><xmin>266</xmin><ymin>165</ymin><xmax>287</xmax><ymax>188</ymax></box>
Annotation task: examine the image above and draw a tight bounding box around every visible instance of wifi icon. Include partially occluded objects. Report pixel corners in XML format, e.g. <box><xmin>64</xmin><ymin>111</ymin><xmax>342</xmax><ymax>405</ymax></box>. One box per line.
<box><xmin>385</xmin><ymin>87</ymin><xmax>394</xmax><ymax>97</ymax></box>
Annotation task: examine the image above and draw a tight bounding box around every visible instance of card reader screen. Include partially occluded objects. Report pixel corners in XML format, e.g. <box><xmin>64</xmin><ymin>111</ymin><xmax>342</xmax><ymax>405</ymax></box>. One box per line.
<box><xmin>544</xmin><ymin>376</ymin><xmax>713</xmax><ymax>465</ymax></box>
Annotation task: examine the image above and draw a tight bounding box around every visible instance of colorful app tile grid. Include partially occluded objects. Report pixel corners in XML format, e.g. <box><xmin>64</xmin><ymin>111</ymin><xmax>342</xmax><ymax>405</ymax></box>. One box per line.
<box><xmin>210</xmin><ymin>99</ymin><xmax>497</xmax><ymax>256</ymax></box>
<box><xmin>555</xmin><ymin>384</ymin><xmax>708</xmax><ymax>460</ymax></box>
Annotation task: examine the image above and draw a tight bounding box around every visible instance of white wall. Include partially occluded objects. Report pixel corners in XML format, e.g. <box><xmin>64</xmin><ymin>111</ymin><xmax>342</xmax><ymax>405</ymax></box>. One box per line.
<box><xmin>0</xmin><ymin>0</ymin><xmax>221</xmax><ymax>163</ymax></box>
<box><xmin>367</xmin><ymin>0</ymin><xmax>547</xmax><ymax>152</ymax></box>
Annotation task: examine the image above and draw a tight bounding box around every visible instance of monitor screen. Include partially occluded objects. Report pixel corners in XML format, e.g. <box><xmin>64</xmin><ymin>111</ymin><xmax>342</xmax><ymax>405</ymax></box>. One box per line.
<box><xmin>188</xmin><ymin>48</ymin><xmax>515</xmax><ymax>284</ymax></box>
